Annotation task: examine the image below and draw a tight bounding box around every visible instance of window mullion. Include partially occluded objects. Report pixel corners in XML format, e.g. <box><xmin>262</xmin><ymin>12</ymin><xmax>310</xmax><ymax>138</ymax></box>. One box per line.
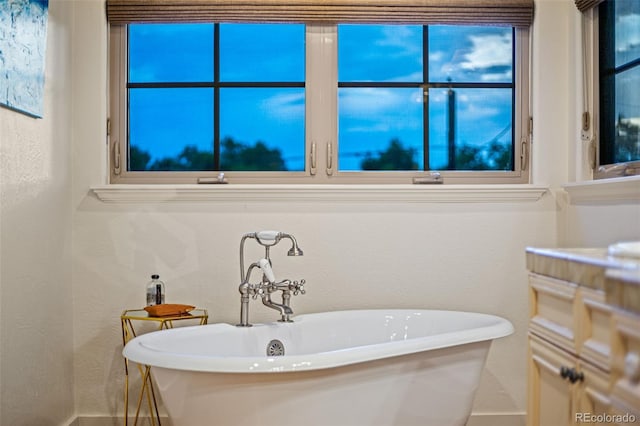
<box><xmin>110</xmin><ymin>25</ymin><xmax>128</xmax><ymax>182</ymax></box>
<box><xmin>516</xmin><ymin>27</ymin><xmax>531</xmax><ymax>176</ymax></box>
<box><xmin>423</xmin><ymin>25</ymin><xmax>430</xmax><ymax>171</ymax></box>
<box><xmin>306</xmin><ymin>25</ymin><xmax>337</xmax><ymax>181</ymax></box>
<box><xmin>213</xmin><ymin>23</ymin><xmax>220</xmax><ymax>170</ymax></box>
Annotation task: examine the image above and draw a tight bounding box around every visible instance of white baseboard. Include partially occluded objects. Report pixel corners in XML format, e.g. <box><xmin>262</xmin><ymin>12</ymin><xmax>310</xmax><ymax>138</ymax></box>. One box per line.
<box><xmin>68</xmin><ymin>412</ymin><xmax>524</xmax><ymax>426</ymax></box>
<box><xmin>467</xmin><ymin>412</ymin><xmax>526</xmax><ymax>426</ymax></box>
<box><xmin>66</xmin><ymin>416</ymin><xmax>172</xmax><ymax>426</ymax></box>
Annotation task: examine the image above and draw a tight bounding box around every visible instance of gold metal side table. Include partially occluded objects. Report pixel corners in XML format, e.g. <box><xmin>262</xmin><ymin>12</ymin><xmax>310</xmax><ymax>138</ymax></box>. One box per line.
<box><xmin>121</xmin><ymin>308</ymin><xmax>208</xmax><ymax>426</ymax></box>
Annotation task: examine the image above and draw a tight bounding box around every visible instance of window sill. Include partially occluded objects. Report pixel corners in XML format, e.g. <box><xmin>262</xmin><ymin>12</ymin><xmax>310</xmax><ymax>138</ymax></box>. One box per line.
<box><xmin>562</xmin><ymin>176</ymin><xmax>640</xmax><ymax>204</ymax></box>
<box><xmin>91</xmin><ymin>184</ymin><xmax>548</xmax><ymax>203</ymax></box>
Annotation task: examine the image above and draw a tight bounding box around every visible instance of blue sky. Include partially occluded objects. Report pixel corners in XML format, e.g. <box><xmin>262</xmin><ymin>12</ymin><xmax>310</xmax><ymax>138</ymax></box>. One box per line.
<box><xmin>128</xmin><ymin>23</ymin><xmax>515</xmax><ymax>171</ymax></box>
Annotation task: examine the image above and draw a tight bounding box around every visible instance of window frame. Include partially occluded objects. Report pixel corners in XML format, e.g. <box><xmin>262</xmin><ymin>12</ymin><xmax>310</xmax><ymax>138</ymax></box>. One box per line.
<box><xmin>588</xmin><ymin>1</ymin><xmax>640</xmax><ymax>180</ymax></box>
<box><xmin>108</xmin><ymin>23</ymin><xmax>531</xmax><ymax>184</ymax></box>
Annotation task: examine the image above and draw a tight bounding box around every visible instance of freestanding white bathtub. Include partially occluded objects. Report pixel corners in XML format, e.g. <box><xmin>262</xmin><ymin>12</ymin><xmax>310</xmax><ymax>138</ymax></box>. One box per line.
<box><xmin>123</xmin><ymin>309</ymin><xmax>513</xmax><ymax>426</ymax></box>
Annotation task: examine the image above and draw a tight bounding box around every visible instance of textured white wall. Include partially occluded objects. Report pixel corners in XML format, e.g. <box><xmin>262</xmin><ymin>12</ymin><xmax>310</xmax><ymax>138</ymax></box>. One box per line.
<box><xmin>72</xmin><ymin>198</ymin><xmax>558</xmax><ymax>419</ymax></box>
<box><xmin>69</xmin><ymin>0</ymin><xmax>565</xmax><ymax>420</ymax></box>
<box><xmin>0</xmin><ymin>1</ymin><xmax>75</xmax><ymax>424</ymax></box>
<box><xmin>562</xmin><ymin>202</ymin><xmax>640</xmax><ymax>247</ymax></box>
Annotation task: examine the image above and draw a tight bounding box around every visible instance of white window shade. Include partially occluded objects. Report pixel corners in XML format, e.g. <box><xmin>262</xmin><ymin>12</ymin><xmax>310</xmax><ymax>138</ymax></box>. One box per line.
<box><xmin>105</xmin><ymin>0</ymin><xmax>534</xmax><ymax>27</ymax></box>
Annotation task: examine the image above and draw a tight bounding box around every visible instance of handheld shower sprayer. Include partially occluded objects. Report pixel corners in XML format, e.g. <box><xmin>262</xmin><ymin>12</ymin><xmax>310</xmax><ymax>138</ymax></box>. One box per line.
<box><xmin>254</xmin><ymin>231</ymin><xmax>304</xmax><ymax>255</ymax></box>
<box><xmin>255</xmin><ymin>230</ymin><xmax>280</xmax><ymax>246</ymax></box>
<box><xmin>240</xmin><ymin>231</ymin><xmax>304</xmax><ymax>282</ymax></box>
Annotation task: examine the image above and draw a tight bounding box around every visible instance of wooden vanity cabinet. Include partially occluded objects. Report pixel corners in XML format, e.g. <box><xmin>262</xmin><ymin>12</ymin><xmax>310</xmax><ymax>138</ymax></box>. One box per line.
<box><xmin>526</xmin><ymin>248</ymin><xmax>640</xmax><ymax>426</ymax></box>
<box><xmin>528</xmin><ymin>272</ymin><xmax>607</xmax><ymax>426</ymax></box>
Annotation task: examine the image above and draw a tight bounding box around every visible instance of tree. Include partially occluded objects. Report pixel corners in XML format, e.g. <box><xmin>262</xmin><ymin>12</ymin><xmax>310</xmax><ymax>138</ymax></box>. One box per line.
<box><xmin>360</xmin><ymin>138</ymin><xmax>419</xmax><ymax>170</ymax></box>
<box><xmin>149</xmin><ymin>145</ymin><xmax>214</xmax><ymax>171</ymax></box>
<box><xmin>129</xmin><ymin>145</ymin><xmax>152</xmax><ymax>171</ymax></box>
<box><xmin>455</xmin><ymin>140</ymin><xmax>512</xmax><ymax>171</ymax></box>
<box><xmin>220</xmin><ymin>137</ymin><xmax>287</xmax><ymax>171</ymax></box>
<box><xmin>615</xmin><ymin>116</ymin><xmax>640</xmax><ymax>162</ymax></box>
<box><xmin>129</xmin><ymin>137</ymin><xmax>288</xmax><ymax>171</ymax></box>
<box><xmin>358</xmin><ymin>138</ymin><xmax>512</xmax><ymax>171</ymax></box>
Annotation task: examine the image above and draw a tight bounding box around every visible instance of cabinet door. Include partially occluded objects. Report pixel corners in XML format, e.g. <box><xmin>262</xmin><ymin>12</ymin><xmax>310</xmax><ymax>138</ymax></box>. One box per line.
<box><xmin>611</xmin><ymin>310</ymin><xmax>640</xmax><ymax>420</ymax></box>
<box><xmin>575</xmin><ymin>360</ymin><xmax>612</xmax><ymax>426</ymax></box>
<box><xmin>529</xmin><ymin>335</ymin><xmax>579</xmax><ymax>426</ymax></box>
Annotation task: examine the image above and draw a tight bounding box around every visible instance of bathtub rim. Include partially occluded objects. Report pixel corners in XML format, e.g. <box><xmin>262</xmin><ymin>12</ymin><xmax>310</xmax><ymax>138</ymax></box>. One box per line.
<box><xmin>123</xmin><ymin>308</ymin><xmax>513</xmax><ymax>374</ymax></box>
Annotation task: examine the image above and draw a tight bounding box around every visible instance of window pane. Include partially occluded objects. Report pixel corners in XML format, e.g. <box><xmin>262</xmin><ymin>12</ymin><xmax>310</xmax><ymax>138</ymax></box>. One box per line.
<box><xmin>615</xmin><ymin>0</ymin><xmax>640</xmax><ymax>67</ymax></box>
<box><xmin>428</xmin><ymin>26</ymin><xmax>513</xmax><ymax>83</ymax></box>
<box><xmin>220</xmin><ymin>24</ymin><xmax>305</xmax><ymax>82</ymax></box>
<box><xmin>338</xmin><ymin>25</ymin><xmax>422</xmax><ymax>82</ymax></box>
<box><xmin>613</xmin><ymin>67</ymin><xmax>640</xmax><ymax>162</ymax></box>
<box><xmin>220</xmin><ymin>88</ymin><xmax>305</xmax><ymax>171</ymax></box>
<box><xmin>599</xmin><ymin>0</ymin><xmax>640</xmax><ymax>167</ymax></box>
<box><xmin>129</xmin><ymin>88</ymin><xmax>214</xmax><ymax>171</ymax></box>
<box><xmin>338</xmin><ymin>88</ymin><xmax>424</xmax><ymax>171</ymax></box>
<box><xmin>428</xmin><ymin>88</ymin><xmax>513</xmax><ymax>170</ymax></box>
<box><xmin>129</xmin><ymin>24</ymin><xmax>214</xmax><ymax>83</ymax></box>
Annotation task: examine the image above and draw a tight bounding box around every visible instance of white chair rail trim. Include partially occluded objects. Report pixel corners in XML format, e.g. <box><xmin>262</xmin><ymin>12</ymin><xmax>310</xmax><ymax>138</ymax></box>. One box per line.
<box><xmin>91</xmin><ymin>184</ymin><xmax>548</xmax><ymax>203</ymax></box>
<box><xmin>562</xmin><ymin>176</ymin><xmax>640</xmax><ymax>204</ymax></box>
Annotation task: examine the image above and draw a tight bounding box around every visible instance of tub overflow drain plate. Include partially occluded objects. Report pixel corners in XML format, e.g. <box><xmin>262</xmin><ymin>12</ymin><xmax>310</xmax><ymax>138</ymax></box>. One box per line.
<box><xmin>266</xmin><ymin>339</ymin><xmax>285</xmax><ymax>356</ymax></box>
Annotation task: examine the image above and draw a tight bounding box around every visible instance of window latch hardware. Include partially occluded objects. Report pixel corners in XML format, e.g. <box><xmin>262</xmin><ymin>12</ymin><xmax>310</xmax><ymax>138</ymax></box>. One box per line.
<box><xmin>198</xmin><ymin>173</ymin><xmax>228</xmax><ymax>184</ymax></box>
<box><xmin>581</xmin><ymin>111</ymin><xmax>590</xmax><ymax>132</ymax></box>
<box><xmin>413</xmin><ymin>172</ymin><xmax>443</xmax><ymax>184</ymax></box>
<box><xmin>326</xmin><ymin>142</ymin><xmax>334</xmax><ymax>176</ymax></box>
<box><xmin>520</xmin><ymin>138</ymin><xmax>529</xmax><ymax>171</ymax></box>
<box><xmin>113</xmin><ymin>142</ymin><xmax>121</xmax><ymax>175</ymax></box>
<box><xmin>310</xmin><ymin>142</ymin><xmax>317</xmax><ymax>176</ymax></box>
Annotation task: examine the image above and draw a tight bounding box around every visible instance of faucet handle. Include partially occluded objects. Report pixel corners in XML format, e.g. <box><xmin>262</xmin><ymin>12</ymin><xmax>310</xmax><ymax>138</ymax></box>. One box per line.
<box><xmin>251</xmin><ymin>284</ymin><xmax>265</xmax><ymax>300</ymax></box>
<box><xmin>293</xmin><ymin>279</ymin><xmax>306</xmax><ymax>296</ymax></box>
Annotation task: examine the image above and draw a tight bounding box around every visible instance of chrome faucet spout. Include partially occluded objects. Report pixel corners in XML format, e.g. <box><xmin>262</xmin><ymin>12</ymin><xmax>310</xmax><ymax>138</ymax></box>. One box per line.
<box><xmin>262</xmin><ymin>294</ymin><xmax>293</xmax><ymax>318</ymax></box>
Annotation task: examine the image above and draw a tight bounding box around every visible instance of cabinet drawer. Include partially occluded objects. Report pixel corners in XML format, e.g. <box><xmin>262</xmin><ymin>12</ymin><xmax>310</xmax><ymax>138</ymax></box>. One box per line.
<box><xmin>529</xmin><ymin>273</ymin><xmax>580</xmax><ymax>354</ymax></box>
<box><xmin>579</xmin><ymin>287</ymin><xmax>613</xmax><ymax>371</ymax></box>
<box><xmin>611</xmin><ymin>310</ymin><xmax>640</xmax><ymax>418</ymax></box>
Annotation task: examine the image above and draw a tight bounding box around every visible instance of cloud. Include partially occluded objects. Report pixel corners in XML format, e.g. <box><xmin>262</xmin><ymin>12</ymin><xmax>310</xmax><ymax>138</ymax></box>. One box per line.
<box><xmin>262</xmin><ymin>91</ymin><xmax>305</xmax><ymax>121</ymax></box>
<box><xmin>617</xmin><ymin>13</ymin><xmax>640</xmax><ymax>54</ymax></box>
<box><xmin>390</xmin><ymin>71</ymin><xmax>423</xmax><ymax>82</ymax></box>
<box><xmin>429</xmin><ymin>51</ymin><xmax>444</xmax><ymax>63</ymax></box>
<box><xmin>374</xmin><ymin>25</ymin><xmax>422</xmax><ymax>58</ymax></box>
<box><xmin>346</xmin><ymin>123</ymin><xmax>392</xmax><ymax>133</ymax></box>
<box><xmin>460</xmin><ymin>33</ymin><xmax>512</xmax><ymax>81</ymax></box>
<box><xmin>339</xmin><ymin>88</ymin><xmax>422</xmax><ymax>133</ymax></box>
<box><xmin>339</xmin><ymin>87</ymin><xmax>422</xmax><ymax>116</ymax></box>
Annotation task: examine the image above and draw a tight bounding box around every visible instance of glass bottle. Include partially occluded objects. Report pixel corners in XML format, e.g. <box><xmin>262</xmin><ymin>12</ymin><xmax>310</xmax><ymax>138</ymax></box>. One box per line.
<box><xmin>146</xmin><ymin>274</ymin><xmax>165</xmax><ymax>306</ymax></box>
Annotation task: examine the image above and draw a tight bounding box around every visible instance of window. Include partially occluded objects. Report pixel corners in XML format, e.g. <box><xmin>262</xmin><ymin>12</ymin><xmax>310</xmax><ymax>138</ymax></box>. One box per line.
<box><xmin>125</xmin><ymin>23</ymin><xmax>305</xmax><ymax>173</ymax></box>
<box><xmin>109</xmin><ymin>22</ymin><xmax>530</xmax><ymax>184</ymax></box>
<box><xmin>338</xmin><ymin>25</ymin><xmax>516</xmax><ymax>173</ymax></box>
<box><xmin>596</xmin><ymin>0</ymin><xmax>640</xmax><ymax>178</ymax></box>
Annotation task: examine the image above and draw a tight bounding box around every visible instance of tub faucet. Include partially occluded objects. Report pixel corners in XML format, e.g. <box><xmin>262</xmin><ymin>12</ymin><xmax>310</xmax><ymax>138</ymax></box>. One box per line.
<box><xmin>237</xmin><ymin>231</ymin><xmax>306</xmax><ymax>327</ymax></box>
